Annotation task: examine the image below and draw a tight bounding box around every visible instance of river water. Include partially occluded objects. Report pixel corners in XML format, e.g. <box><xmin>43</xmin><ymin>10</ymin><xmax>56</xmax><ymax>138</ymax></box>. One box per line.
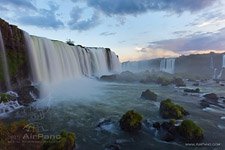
<box><xmin>6</xmin><ymin>79</ymin><xmax>225</xmax><ymax>150</ymax></box>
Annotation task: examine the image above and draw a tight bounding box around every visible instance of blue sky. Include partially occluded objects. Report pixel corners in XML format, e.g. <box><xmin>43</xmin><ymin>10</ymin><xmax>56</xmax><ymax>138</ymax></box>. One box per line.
<box><xmin>1</xmin><ymin>0</ymin><xmax>225</xmax><ymax>62</ymax></box>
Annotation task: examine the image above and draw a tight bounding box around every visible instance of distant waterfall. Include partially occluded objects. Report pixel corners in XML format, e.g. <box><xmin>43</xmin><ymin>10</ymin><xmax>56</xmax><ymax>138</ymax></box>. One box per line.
<box><xmin>222</xmin><ymin>55</ymin><xmax>225</xmax><ymax>68</ymax></box>
<box><xmin>0</xmin><ymin>30</ymin><xmax>11</xmax><ymax>90</ymax></box>
<box><xmin>122</xmin><ymin>60</ymin><xmax>150</xmax><ymax>72</ymax></box>
<box><xmin>217</xmin><ymin>55</ymin><xmax>225</xmax><ymax>79</ymax></box>
<box><xmin>160</xmin><ymin>58</ymin><xmax>175</xmax><ymax>74</ymax></box>
<box><xmin>23</xmin><ymin>32</ymin><xmax>121</xmax><ymax>85</ymax></box>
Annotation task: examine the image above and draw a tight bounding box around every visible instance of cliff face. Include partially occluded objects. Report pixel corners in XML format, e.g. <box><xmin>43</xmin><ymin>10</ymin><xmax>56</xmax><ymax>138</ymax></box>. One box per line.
<box><xmin>0</xmin><ymin>18</ymin><xmax>30</xmax><ymax>91</ymax></box>
<box><xmin>175</xmin><ymin>53</ymin><xmax>224</xmax><ymax>79</ymax></box>
<box><xmin>122</xmin><ymin>53</ymin><xmax>225</xmax><ymax>80</ymax></box>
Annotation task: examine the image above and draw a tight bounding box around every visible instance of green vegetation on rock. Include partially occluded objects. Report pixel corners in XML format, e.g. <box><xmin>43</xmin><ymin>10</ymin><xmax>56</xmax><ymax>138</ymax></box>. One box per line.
<box><xmin>160</xmin><ymin>99</ymin><xmax>189</xmax><ymax>119</ymax></box>
<box><xmin>43</xmin><ymin>131</ymin><xmax>76</xmax><ymax>150</ymax></box>
<box><xmin>0</xmin><ymin>93</ymin><xmax>11</xmax><ymax>103</ymax></box>
<box><xmin>179</xmin><ymin>120</ymin><xmax>203</xmax><ymax>142</ymax></box>
<box><xmin>0</xmin><ymin>120</ymin><xmax>43</xmax><ymax>150</ymax></box>
<box><xmin>119</xmin><ymin>110</ymin><xmax>143</xmax><ymax>132</ymax></box>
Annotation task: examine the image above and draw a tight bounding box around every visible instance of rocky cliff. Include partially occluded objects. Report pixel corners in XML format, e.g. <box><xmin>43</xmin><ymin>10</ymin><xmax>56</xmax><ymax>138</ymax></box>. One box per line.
<box><xmin>122</xmin><ymin>52</ymin><xmax>225</xmax><ymax>80</ymax></box>
<box><xmin>0</xmin><ymin>18</ymin><xmax>31</xmax><ymax>91</ymax></box>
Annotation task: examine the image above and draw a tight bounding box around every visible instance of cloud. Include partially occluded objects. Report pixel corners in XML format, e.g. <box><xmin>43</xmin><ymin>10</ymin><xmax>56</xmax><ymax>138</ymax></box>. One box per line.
<box><xmin>68</xmin><ymin>6</ymin><xmax>100</xmax><ymax>31</ymax></box>
<box><xmin>17</xmin><ymin>2</ymin><xmax>64</xmax><ymax>29</ymax></box>
<box><xmin>148</xmin><ymin>28</ymin><xmax>225</xmax><ymax>51</ymax></box>
<box><xmin>172</xmin><ymin>30</ymin><xmax>190</xmax><ymax>37</ymax></box>
<box><xmin>100</xmin><ymin>32</ymin><xmax>116</xmax><ymax>36</ymax></box>
<box><xmin>0</xmin><ymin>5</ymin><xmax>8</xmax><ymax>11</ymax></box>
<box><xmin>0</xmin><ymin>0</ymin><xmax>36</xmax><ymax>10</ymax></box>
<box><xmin>72</xmin><ymin>0</ymin><xmax>219</xmax><ymax>16</ymax></box>
<box><xmin>187</xmin><ymin>8</ymin><xmax>225</xmax><ymax>27</ymax></box>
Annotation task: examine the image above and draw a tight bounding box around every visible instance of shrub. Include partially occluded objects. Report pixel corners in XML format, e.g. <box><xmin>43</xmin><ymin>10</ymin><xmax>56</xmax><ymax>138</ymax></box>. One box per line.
<box><xmin>66</xmin><ymin>39</ymin><xmax>75</xmax><ymax>46</ymax></box>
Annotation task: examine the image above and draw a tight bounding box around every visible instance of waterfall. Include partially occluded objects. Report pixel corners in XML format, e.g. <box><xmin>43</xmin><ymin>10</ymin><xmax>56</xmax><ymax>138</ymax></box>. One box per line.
<box><xmin>122</xmin><ymin>61</ymin><xmax>150</xmax><ymax>72</ymax></box>
<box><xmin>217</xmin><ymin>55</ymin><xmax>225</xmax><ymax>79</ymax></box>
<box><xmin>23</xmin><ymin>32</ymin><xmax>121</xmax><ymax>85</ymax></box>
<box><xmin>0</xmin><ymin>30</ymin><xmax>11</xmax><ymax>90</ymax></box>
<box><xmin>160</xmin><ymin>58</ymin><xmax>175</xmax><ymax>74</ymax></box>
<box><xmin>222</xmin><ymin>55</ymin><xmax>225</xmax><ymax>68</ymax></box>
<box><xmin>210</xmin><ymin>56</ymin><xmax>214</xmax><ymax>69</ymax></box>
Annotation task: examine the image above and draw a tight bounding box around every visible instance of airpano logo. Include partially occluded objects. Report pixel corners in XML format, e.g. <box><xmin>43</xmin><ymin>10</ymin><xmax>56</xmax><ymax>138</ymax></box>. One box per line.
<box><xmin>22</xmin><ymin>133</ymin><xmax>61</xmax><ymax>141</ymax></box>
<box><xmin>8</xmin><ymin>122</ymin><xmax>61</xmax><ymax>144</ymax></box>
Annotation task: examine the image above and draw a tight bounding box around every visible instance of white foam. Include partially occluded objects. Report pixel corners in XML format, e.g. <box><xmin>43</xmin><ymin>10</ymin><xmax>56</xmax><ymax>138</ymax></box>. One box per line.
<box><xmin>0</xmin><ymin>101</ymin><xmax>23</xmax><ymax>117</ymax></box>
<box><xmin>221</xmin><ymin>116</ymin><xmax>225</xmax><ymax>120</ymax></box>
<box><xmin>203</xmin><ymin>107</ymin><xmax>225</xmax><ymax>114</ymax></box>
<box><xmin>218</xmin><ymin>125</ymin><xmax>225</xmax><ymax>130</ymax></box>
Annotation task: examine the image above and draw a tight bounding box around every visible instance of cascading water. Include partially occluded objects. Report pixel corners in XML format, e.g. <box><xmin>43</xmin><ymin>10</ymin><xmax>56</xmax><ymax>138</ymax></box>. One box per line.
<box><xmin>160</xmin><ymin>58</ymin><xmax>175</xmax><ymax>74</ymax></box>
<box><xmin>0</xmin><ymin>30</ymin><xmax>11</xmax><ymax>90</ymax></box>
<box><xmin>23</xmin><ymin>32</ymin><xmax>121</xmax><ymax>85</ymax></box>
<box><xmin>217</xmin><ymin>55</ymin><xmax>225</xmax><ymax>79</ymax></box>
<box><xmin>122</xmin><ymin>60</ymin><xmax>150</xmax><ymax>72</ymax></box>
<box><xmin>222</xmin><ymin>55</ymin><xmax>225</xmax><ymax>68</ymax></box>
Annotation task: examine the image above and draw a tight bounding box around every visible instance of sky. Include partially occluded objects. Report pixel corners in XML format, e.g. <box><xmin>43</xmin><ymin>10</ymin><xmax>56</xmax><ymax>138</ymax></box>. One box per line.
<box><xmin>0</xmin><ymin>0</ymin><xmax>225</xmax><ymax>62</ymax></box>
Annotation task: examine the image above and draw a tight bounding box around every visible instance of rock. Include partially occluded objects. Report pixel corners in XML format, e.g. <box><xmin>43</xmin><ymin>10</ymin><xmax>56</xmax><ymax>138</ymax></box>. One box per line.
<box><xmin>156</xmin><ymin>77</ymin><xmax>172</xmax><ymax>86</ymax></box>
<box><xmin>141</xmin><ymin>89</ymin><xmax>157</xmax><ymax>101</ymax></box>
<box><xmin>203</xmin><ymin>93</ymin><xmax>219</xmax><ymax>102</ymax></box>
<box><xmin>96</xmin><ymin>118</ymin><xmax>116</xmax><ymax>133</ymax></box>
<box><xmin>159</xmin><ymin>121</ymin><xmax>177</xmax><ymax>142</ymax></box>
<box><xmin>184</xmin><ymin>88</ymin><xmax>200</xmax><ymax>93</ymax></box>
<box><xmin>161</xmin><ymin>132</ymin><xmax>176</xmax><ymax>142</ymax></box>
<box><xmin>220</xmin><ymin>84</ymin><xmax>224</xmax><ymax>86</ymax></box>
<box><xmin>152</xmin><ymin>122</ymin><xmax>160</xmax><ymax>130</ymax></box>
<box><xmin>16</xmin><ymin>86</ymin><xmax>40</xmax><ymax>106</ymax></box>
<box><xmin>0</xmin><ymin>93</ymin><xmax>17</xmax><ymax>103</ymax></box>
<box><xmin>178</xmin><ymin>120</ymin><xmax>203</xmax><ymax>142</ymax></box>
<box><xmin>97</xmin><ymin>118</ymin><xmax>112</xmax><ymax>128</ymax></box>
<box><xmin>193</xmin><ymin>82</ymin><xmax>200</xmax><ymax>86</ymax></box>
<box><xmin>173</xmin><ymin>78</ymin><xmax>186</xmax><ymax>87</ymax></box>
<box><xmin>223</xmin><ymin>100</ymin><xmax>225</xmax><ymax>103</ymax></box>
<box><xmin>159</xmin><ymin>99</ymin><xmax>189</xmax><ymax>119</ymax></box>
<box><xmin>200</xmin><ymin>100</ymin><xmax>210</xmax><ymax>108</ymax></box>
<box><xmin>105</xmin><ymin>144</ymin><xmax>120</xmax><ymax>150</ymax></box>
<box><xmin>119</xmin><ymin>110</ymin><xmax>142</xmax><ymax>132</ymax></box>
<box><xmin>100</xmin><ymin>75</ymin><xmax>117</xmax><ymax>81</ymax></box>
<box><xmin>201</xmin><ymin>94</ymin><xmax>224</xmax><ymax>108</ymax></box>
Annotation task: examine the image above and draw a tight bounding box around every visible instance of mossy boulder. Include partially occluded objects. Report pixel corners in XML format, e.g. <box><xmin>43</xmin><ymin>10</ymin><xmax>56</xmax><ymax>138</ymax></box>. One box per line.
<box><xmin>152</xmin><ymin>119</ymin><xmax>203</xmax><ymax>143</ymax></box>
<box><xmin>119</xmin><ymin>110</ymin><xmax>143</xmax><ymax>132</ymax></box>
<box><xmin>141</xmin><ymin>89</ymin><xmax>157</xmax><ymax>101</ymax></box>
<box><xmin>43</xmin><ymin>131</ymin><xmax>76</xmax><ymax>150</ymax></box>
<box><xmin>179</xmin><ymin>120</ymin><xmax>203</xmax><ymax>142</ymax></box>
<box><xmin>160</xmin><ymin>99</ymin><xmax>189</xmax><ymax>119</ymax></box>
